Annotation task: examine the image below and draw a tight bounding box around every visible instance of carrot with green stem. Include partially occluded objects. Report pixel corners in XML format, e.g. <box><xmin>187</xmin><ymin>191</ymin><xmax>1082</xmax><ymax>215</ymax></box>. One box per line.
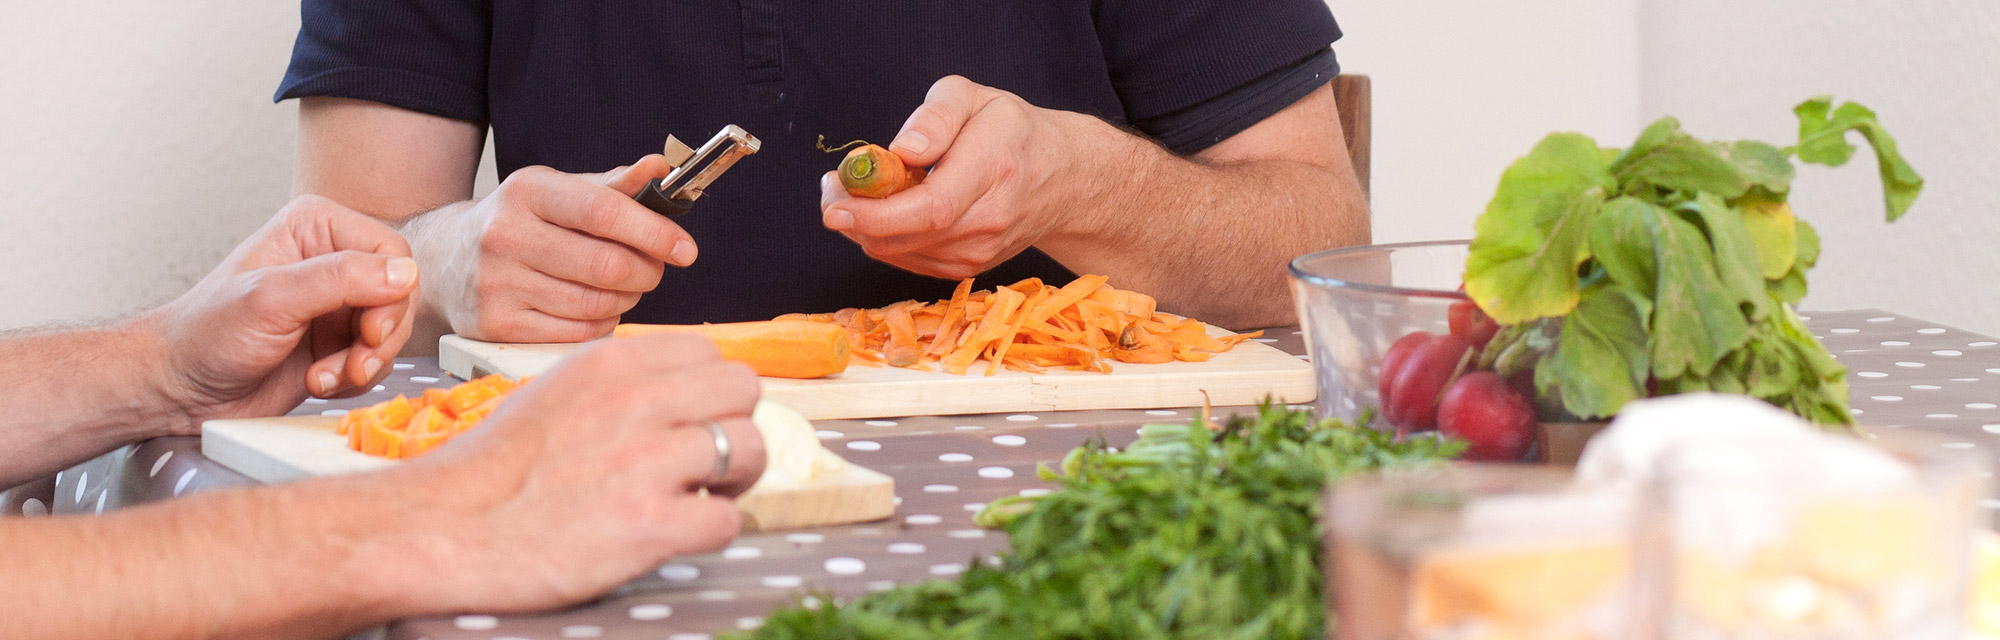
<box><xmin>818</xmin><ymin>135</ymin><xmax>926</xmax><ymax>198</ymax></box>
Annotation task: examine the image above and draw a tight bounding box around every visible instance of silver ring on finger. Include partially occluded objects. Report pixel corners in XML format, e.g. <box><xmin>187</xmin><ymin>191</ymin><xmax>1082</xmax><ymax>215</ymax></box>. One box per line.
<box><xmin>703</xmin><ymin>419</ymin><xmax>731</xmax><ymax>489</ymax></box>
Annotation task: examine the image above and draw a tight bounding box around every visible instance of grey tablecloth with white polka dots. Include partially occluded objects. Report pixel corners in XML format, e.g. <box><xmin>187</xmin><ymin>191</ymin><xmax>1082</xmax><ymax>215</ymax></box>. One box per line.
<box><xmin>4</xmin><ymin>311</ymin><xmax>1997</xmax><ymax>639</ymax></box>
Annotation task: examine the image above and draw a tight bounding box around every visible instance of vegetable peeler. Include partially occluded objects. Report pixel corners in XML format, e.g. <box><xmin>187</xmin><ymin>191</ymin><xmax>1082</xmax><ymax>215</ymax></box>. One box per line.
<box><xmin>634</xmin><ymin>125</ymin><xmax>761</xmax><ymax>217</ymax></box>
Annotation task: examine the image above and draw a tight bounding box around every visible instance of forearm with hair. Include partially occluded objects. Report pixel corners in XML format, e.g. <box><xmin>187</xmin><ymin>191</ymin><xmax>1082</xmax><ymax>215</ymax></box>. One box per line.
<box><xmin>0</xmin><ymin>316</ymin><xmax>188</xmax><ymax>487</ymax></box>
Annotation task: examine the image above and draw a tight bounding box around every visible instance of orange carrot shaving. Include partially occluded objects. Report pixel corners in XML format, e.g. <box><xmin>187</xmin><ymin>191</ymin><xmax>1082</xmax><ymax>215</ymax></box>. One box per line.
<box><xmin>782</xmin><ymin>276</ymin><xmax>1255</xmax><ymax>375</ymax></box>
<box><xmin>337</xmin><ymin>374</ymin><xmax>524</xmax><ymax>460</ymax></box>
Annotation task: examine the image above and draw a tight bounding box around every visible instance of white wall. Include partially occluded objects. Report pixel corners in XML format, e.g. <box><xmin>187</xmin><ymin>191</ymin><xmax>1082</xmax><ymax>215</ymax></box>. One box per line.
<box><xmin>1637</xmin><ymin>0</ymin><xmax>2000</xmax><ymax>335</ymax></box>
<box><xmin>4</xmin><ymin>1</ymin><xmax>1993</xmax><ymax>336</ymax></box>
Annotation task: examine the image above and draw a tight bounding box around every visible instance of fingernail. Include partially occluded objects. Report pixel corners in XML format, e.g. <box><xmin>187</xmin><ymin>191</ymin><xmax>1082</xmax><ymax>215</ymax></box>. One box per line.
<box><xmin>825</xmin><ymin>209</ymin><xmax>854</xmax><ymax>231</ymax></box>
<box><xmin>362</xmin><ymin>358</ymin><xmax>383</xmax><ymax>382</ymax></box>
<box><xmin>386</xmin><ymin>257</ymin><xmax>418</xmax><ymax>289</ymax></box>
<box><xmin>316</xmin><ymin>371</ymin><xmax>338</xmax><ymax>395</ymax></box>
<box><xmin>892</xmin><ymin>131</ymin><xmax>930</xmax><ymax>156</ymax></box>
<box><xmin>669</xmin><ymin>240</ymin><xmax>698</xmax><ymax>266</ymax></box>
<box><xmin>375</xmin><ymin>315</ymin><xmax>396</xmax><ymax>342</ymax></box>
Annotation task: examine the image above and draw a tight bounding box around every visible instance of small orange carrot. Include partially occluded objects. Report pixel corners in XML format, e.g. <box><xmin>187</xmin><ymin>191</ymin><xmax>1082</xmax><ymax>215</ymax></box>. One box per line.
<box><xmin>613</xmin><ymin>320</ymin><xmax>851</xmax><ymax>379</ymax></box>
<box><xmin>819</xmin><ymin>136</ymin><xmax>925</xmax><ymax>198</ymax></box>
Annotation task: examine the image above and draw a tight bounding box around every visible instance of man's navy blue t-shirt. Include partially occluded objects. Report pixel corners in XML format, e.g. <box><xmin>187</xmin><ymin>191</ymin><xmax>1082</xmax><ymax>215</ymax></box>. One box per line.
<box><xmin>278</xmin><ymin>1</ymin><xmax>1342</xmax><ymax>324</ymax></box>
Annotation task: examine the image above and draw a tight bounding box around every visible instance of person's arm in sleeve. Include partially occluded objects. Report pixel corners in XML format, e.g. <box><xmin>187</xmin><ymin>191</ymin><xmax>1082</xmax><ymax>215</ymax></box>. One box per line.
<box><xmin>819</xmin><ymin>2</ymin><xmax>1363</xmax><ymax>330</ymax></box>
<box><xmin>0</xmin><ymin>199</ymin><xmax>766</xmax><ymax>637</ymax></box>
<box><xmin>282</xmin><ymin>0</ymin><xmax>693</xmax><ymax>343</ymax></box>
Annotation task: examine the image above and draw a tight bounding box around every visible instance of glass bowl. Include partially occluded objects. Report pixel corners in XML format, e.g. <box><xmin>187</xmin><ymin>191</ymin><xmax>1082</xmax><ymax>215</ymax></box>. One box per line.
<box><xmin>1289</xmin><ymin>240</ymin><xmax>1473</xmax><ymax>426</ymax></box>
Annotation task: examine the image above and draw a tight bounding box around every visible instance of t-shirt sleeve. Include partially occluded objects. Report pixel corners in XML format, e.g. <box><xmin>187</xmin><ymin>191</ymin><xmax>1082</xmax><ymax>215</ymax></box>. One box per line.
<box><xmin>1094</xmin><ymin>0</ymin><xmax>1343</xmax><ymax>155</ymax></box>
<box><xmin>274</xmin><ymin>0</ymin><xmax>492</xmax><ymax>124</ymax></box>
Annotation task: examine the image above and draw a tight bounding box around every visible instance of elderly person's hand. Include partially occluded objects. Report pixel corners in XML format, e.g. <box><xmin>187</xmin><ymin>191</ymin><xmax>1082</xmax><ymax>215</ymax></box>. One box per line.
<box><xmin>403</xmin><ymin>155</ymin><xmax>695</xmax><ymax>343</ymax></box>
<box><xmin>345</xmin><ymin>332</ymin><xmax>766</xmax><ymax>614</ymax></box>
<box><xmin>143</xmin><ymin>195</ymin><xmax>421</xmax><ymax>425</ymax></box>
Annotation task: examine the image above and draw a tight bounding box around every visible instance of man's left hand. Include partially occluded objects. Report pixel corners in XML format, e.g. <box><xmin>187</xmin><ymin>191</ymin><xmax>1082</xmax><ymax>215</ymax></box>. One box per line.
<box><xmin>819</xmin><ymin>75</ymin><xmax>1099</xmax><ymax>279</ymax></box>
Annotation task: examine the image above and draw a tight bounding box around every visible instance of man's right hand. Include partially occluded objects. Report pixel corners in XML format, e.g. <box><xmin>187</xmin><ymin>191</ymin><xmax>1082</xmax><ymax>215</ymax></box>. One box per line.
<box><xmin>407</xmin><ymin>155</ymin><xmax>697</xmax><ymax>342</ymax></box>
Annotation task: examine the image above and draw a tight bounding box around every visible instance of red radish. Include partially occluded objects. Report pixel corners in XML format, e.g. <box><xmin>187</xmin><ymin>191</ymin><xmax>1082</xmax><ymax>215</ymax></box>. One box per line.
<box><xmin>1448</xmin><ymin>299</ymin><xmax>1500</xmax><ymax>349</ymax></box>
<box><xmin>1382</xmin><ymin>332</ymin><xmax>1471</xmax><ymax>432</ymax></box>
<box><xmin>1437</xmin><ymin>371</ymin><xmax>1537</xmax><ymax>461</ymax></box>
<box><xmin>1378</xmin><ymin>331</ymin><xmax>1430</xmax><ymax>407</ymax></box>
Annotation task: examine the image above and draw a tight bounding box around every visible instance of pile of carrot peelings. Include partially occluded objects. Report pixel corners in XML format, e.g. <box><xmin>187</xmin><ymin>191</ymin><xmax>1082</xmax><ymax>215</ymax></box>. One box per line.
<box><xmin>775</xmin><ymin>275</ymin><xmax>1262</xmax><ymax>375</ymax></box>
<box><xmin>335</xmin><ymin>374</ymin><xmax>525</xmax><ymax>459</ymax></box>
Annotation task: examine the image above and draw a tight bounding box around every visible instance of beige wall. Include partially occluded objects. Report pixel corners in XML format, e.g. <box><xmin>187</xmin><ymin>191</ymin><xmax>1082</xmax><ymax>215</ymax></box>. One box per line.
<box><xmin>3</xmin><ymin>2</ymin><xmax>1994</xmax><ymax>335</ymax></box>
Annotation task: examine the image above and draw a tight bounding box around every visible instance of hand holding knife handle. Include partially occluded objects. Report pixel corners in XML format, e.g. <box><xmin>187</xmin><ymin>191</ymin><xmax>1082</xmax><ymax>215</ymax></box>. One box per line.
<box><xmin>636</xmin><ymin>125</ymin><xmax>761</xmax><ymax>217</ymax></box>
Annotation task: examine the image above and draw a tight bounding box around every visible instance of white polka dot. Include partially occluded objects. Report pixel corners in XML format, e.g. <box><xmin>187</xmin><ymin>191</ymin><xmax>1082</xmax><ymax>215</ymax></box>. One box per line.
<box><xmin>669</xmin><ymin>634</ymin><xmax>712</xmax><ymax>640</ymax></box>
<box><xmin>948</xmin><ymin>529</ymin><xmax>988</xmax><ymax>539</ymax></box>
<box><xmin>1250</xmin><ymin>337</ymin><xmax>1278</xmax><ymax>343</ymax></box>
<box><xmin>1797</xmin><ymin>315</ymin><xmax>1813</xmax><ymax>321</ymax></box>
<box><xmin>149</xmin><ymin>451</ymin><xmax>174</xmax><ymax>478</ymax></box>
<box><xmin>392</xmin><ymin>362</ymin><xmax>416</xmax><ymax>370</ymax></box>
<box><xmin>1144</xmin><ymin>410</ymin><xmax>1180</xmax><ymax>416</ymax></box>
<box><xmin>762</xmin><ymin>575</ymin><xmax>803</xmax><ymax>589</ymax></box>
<box><xmin>1971</xmin><ymin>403</ymin><xmax>1998</xmax><ymax>410</ymax></box>
<box><xmin>1868</xmin><ymin>316</ymin><xmax>1896</xmax><ymax>323</ymax></box>
<box><xmin>1830</xmin><ymin>328</ymin><xmax>1859</xmax><ymax>334</ymax></box>
<box><xmin>1885</xmin><ymin>341</ymin><xmax>1912</xmax><ymax>347</ymax></box>
<box><xmin>1851</xmin><ymin>409</ymin><xmax>1865</xmax><ymax>415</ymax></box>
<box><xmin>815</xmin><ymin>430</ymin><xmax>844</xmax><ymax>440</ymax></box>
<box><xmin>736</xmin><ymin>617</ymin><xmax>764</xmax><ymax>630</ymax></box>
<box><xmin>954</xmin><ymin>425</ymin><xmax>985</xmax><ymax>431</ymax></box>
<box><xmin>723</xmin><ymin>546</ymin><xmax>763</xmax><ymax>560</ymax></box>
<box><xmin>21</xmin><ymin>498</ymin><xmax>46</xmax><ymax>517</ymax></box>
<box><xmin>1911</xmin><ymin>384</ymin><xmax>1942</xmax><ymax>390</ymax></box>
<box><xmin>825</xmin><ymin>557</ymin><xmax>866</xmax><ymax>575</ymax></box>
<box><xmin>800</xmin><ymin>596</ymin><xmax>823</xmax><ymax>609</ymax></box>
<box><xmin>173</xmin><ymin>468</ymin><xmax>198</xmax><ymax>496</ymax></box>
<box><xmin>939</xmin><ymin>453</ymin><xmax>973</xmax><ymax>463</ymax></box>
<box><xmin>868</xmin><ymin>580</ymin><xmax>898</xmax><ymax>592</ymax></box>
<box><xmin>923</xmin><ymin>484</ymin><xmax>959</xmax><ymax>493</ymax></box>
<box><xmin>1936</xmin><ymin>350</ymin><xmax>1964</xmax><ymax>357</ymax></box>
<box><xmin>371</xmin><ymin>385</ymin><xmax>387</xmax><ymax>392</ymax></box>
<box><xmin>1974</xmin><ymin>342</ymin><xmax>1998</xmax><ymax>347</ymax></box>
<box><xmin>302</xmin><ymin>397</ymin><xmax>327</xmax><ymax>404</ymax></box>
<box><xmin>1955</xmin><ymin>378</ymin><xmax>1983</xmax><ymax>383</ymax></box>
<box><xmin>1920</xmin><ymin>328</ymin><xmax>1948</xmax><ymax>335</ymax></box>
<box><xmin>697</xmin><ymin>590</ymin><xmax>736</xmax><ymax>601</ymax></box>
<box><xmin>1047</xmin><ymin>423</ymin><xmax>1078</xmax><ymax>428</ymax></box>
<box><xmin>74</xmin><ymin>472</ymin><xmax>88</xmax><ymax>504</ymax></box>
<box><xmin>1895</xmin><ymin>361</ymin><xmax>1926</xmax><ymax>368</ymax></box>
<box><xmin>658</xmin><ymin>564</ymin><xmax>700</xmax><ymax>582</ymax></box>
<box><xmin>1871</xmin><ymin>395</ymin><xmax>1904</xmax><ymax>402</ymax></box>
<box><xmin>628</xmin><ymin>604</ymin><xmax>673</xmax><ymax>620</ymax></box>
<box><xmin>1291</xmin><ymin>330</ymin><xmax>1304</xmax><ymax>335</ymax></box>
<box><xmin>905</xmin><ymin>514</ymin><xmax>941</xmax><ymax>526</ymax></box>
<box><xmin>963</xmin><ymin>503</ymin><xmax>987</xmax><ymax>512</ymax></box>
<box><xmin>929</xmin><ymin>563</ymin><xmax>967</xmax><ymax>576</ymax></box>
<box><xmin>320</xmin><ymin>409</ymin><xmax>349</xmax><ymax>417</ymax></box>
<box><xmin>978</xmin><ymin>466</ymin><xmax>1015</xmax><ymax>479</ymax></box>
<box><xmin>410</xmin><ymin>376</ymin><xmax>440</xmax><ymax>383</ymax></box>
<box><xmin>1983</xmin><ymin>499</ymin><xmax>2000</xmax><ymax>509</ymax></box>
<box><xmin>851</xmin><ymin>527</ymin><xmax>884</xmax><ymax>536</ymax></box>
<box><xmin>1984</xmin><ymin>424</ymin><xmax>2000</xmax><ymax>434</ymax></box>
<box><xmin>846</xmin><ymin>440</ymin><xmax>882</xmax><ymax>452</ymax></box>
<box><xmin>1295</xmin><ymin>354</ymin><xmax>1311</xmax><ymax>360</ymax></box>
<box><xmin>888</xmin><ymin>542</ymin><xmax>927</xmax><ymax>554</ymax></box>
<box><xmin>94</xmin><ymin>491</ymin><xmax>106</xmax><ymax>515</ymax></box>
<box><xmin>785</xmin><ymin>533</ymin><xmax>826</xmax><ymax>545</ymax></box>
<box><xmin>1944</xmin><ymin>442</ymin><xmax>1977</xmax><ymax>449</ymax></box>
<box><xmin>991</xmin><ymin>434</ymin><xmax>1027</xmax><ymax>447</ymax></box>
<box><xmin>893</xmin><ymin>496</ymin><xmax>903</xmax><ymax>506</ymax></box>
<box><xmin>560</xmin><ymin>625</ymin><xmax>605</xmax><ymax>638</ymax></box>
<box><xmin>454</xmin><ymin>615</ymin><xmax>499</xmax><ymax>630</ymax></box>
<box><xmin>1004</xmin><ymin>414</ymin><xmax>1039</xmax><ymax>422</ymax></box>
<box><xmin>1019</xmin><ymin>488</ymin><xmax>1053</xmax><ymax>497</ymax></box>
<box><xmin>1928</xmin><ymin>414</ymin><xmax>1960</xmax><ymax>419</ymax></box>
<box><xmin>864</xmin><ymin>420</ymin><xmax>898</xmax><ymax>427</ymax></box>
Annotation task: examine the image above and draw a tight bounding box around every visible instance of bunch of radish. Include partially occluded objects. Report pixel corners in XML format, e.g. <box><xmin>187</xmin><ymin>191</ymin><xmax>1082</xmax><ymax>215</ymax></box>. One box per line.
<box><xmin>1377</xmin><ymin>294</ymin><xmax>1536</xmax><ymax>461</ymax></box>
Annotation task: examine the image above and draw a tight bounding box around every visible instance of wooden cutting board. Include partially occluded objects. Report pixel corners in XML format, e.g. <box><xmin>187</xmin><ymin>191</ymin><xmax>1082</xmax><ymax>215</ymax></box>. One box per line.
<box><xmin>438</xmin><ymin>327</ymin><xmax>1313</xmax><ymax>421</ymax></box>
<box><xmin>201</xmin><ymin>416</ymin><xmax>895</xmax><ymax>532</ymax></box>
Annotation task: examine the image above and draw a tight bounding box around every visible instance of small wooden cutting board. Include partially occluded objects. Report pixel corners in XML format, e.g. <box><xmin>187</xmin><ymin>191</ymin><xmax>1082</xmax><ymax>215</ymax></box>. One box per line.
<box><xmin>438</xmin><ymin>326</ymin><xmax>1313</xmax><ymax>421</ymax></box>
<box><xmin>202</xmin><ymin>416</ymin><xmax>894</xmax><ymax>532</ymax></box>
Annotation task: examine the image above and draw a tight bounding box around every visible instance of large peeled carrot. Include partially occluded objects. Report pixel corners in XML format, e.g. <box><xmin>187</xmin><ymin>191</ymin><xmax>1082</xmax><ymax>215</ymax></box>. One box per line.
<box><xmin>613</xmin><ymin>320</ymin><xmax>851</xmax><ymax>379</ymax></box>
